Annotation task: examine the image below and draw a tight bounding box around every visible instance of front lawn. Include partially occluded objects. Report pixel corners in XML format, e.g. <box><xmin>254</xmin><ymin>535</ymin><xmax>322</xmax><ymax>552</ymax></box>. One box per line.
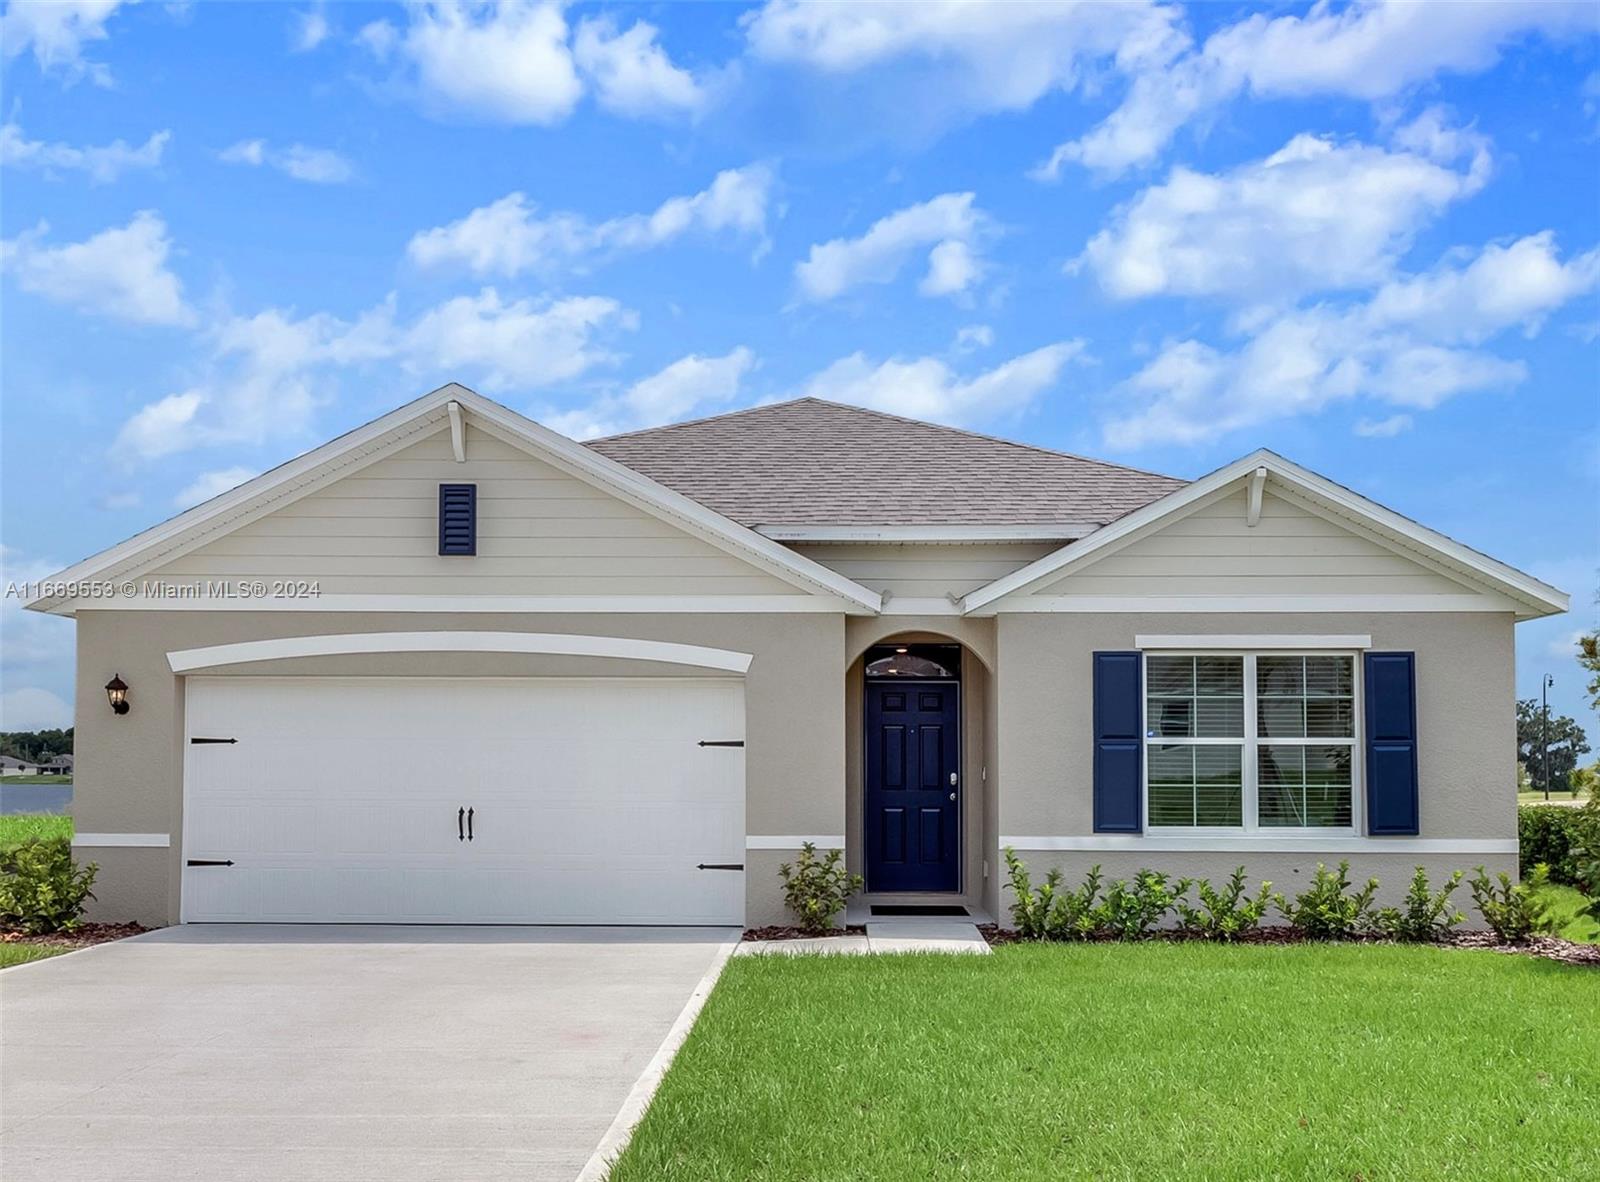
<box><xmin>0</xmin><ymin>814</ymin><xmax>73</xmax><ymax>843</ymax></box>
<box><xmin>0</xmin><ymin>943</ymin><xmax>69</xmax><ymax>969</ymax></box>
<box><xmin>609</xmin><ymin>944</ymin><xmax>1600</xmax><ymax>1181</ymax></box>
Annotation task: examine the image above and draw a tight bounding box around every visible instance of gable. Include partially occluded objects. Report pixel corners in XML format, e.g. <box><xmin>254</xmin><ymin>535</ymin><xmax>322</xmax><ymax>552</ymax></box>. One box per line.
<box><xmin>1026</xmin><ymin>487</ymin><xmax>1479</xmax><ymax>600</ymax></box>
<box><xmin>145</xmin><ymin>424</ymin><xmax>810</xmax><ymax>599</ymax></box>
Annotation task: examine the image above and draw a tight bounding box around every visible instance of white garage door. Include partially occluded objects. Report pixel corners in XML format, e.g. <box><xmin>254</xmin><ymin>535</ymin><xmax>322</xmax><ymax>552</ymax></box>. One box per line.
<box><xmin>181</xmin><ymin>676</ymin><xmax>745</xmax><ymax>924</ymax></box>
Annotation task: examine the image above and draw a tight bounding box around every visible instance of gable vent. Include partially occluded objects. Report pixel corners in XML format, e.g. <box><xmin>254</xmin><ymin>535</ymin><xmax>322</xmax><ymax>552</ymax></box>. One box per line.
<box><xmin>438</xmin><ymin>483</ymin><xmax>477</xmax><ymax>556</ymax></box>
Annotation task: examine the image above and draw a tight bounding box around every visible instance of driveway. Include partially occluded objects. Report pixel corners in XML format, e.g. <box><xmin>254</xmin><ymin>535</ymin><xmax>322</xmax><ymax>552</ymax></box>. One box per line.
<box><xmin>1</xmin><ymin>925</ymin><xmax>736</xmax><ymax>1182</ymax></box>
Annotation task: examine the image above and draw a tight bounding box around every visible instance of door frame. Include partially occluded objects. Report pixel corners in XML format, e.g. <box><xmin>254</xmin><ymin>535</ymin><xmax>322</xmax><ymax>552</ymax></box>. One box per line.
<box><xmin>860</xmin><ymin>645</ymin><xmax>964</xmax><ymax>895</ymax></box>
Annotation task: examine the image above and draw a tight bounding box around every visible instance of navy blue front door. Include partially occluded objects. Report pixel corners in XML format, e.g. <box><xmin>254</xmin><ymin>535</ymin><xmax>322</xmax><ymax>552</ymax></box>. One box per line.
<box><xmin>865</xmin><ymin>680</ymin><xmax>960</xmax><ymax>892</ymax></box>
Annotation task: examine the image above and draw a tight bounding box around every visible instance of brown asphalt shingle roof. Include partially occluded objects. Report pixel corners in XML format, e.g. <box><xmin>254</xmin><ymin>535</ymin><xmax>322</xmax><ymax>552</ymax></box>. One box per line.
<box><xmin>585</xmin><ymin>398</ymin><xmax>1186</xmax><ymax>528</ymax></box>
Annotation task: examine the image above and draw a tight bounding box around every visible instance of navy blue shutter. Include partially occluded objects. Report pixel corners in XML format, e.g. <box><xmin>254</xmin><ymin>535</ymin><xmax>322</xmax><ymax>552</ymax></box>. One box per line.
<box><xmin>438</xmin><ymin>483</ymin><xmax>477</xmax><ymax>556</ymax></box>
<box><xmin>1364</xmin><ymin>651</ymin><xmax>1419</xmax><ymax>835</ymax></box>
<box><xmin>1093</xmin><ymin>651</ymin><xmax>1143</xmax><ymax>833</ymax></box>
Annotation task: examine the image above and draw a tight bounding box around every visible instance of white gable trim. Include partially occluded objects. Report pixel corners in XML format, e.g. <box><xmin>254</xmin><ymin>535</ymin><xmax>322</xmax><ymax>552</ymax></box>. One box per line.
<box><xmin>26</xmin><ymin>384</ymin><xmax>882</xmax><ymax>617</ymax></box>
<box><xmin>167</xmin><ymin>631</ymin><xmax>754</xmax><ymax>674</ymax></box>
<box><xmin>960</xmin><ymin>449</ymin><xmax>1567</xmax><ymax>619</ymax></box>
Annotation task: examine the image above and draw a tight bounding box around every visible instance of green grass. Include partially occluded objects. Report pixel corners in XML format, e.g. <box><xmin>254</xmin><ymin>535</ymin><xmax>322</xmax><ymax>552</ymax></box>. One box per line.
<box><xmin>0</xmin><ymin>774</ymin><xmax>71</xmax><ymax>784</ymax></box>
<box><xmin>610</xmin><ymin>944</ymin><xmax>1600</xmax><ymax>1181</ymax></box>
<box><xmin>0</xmin><ymin>814</ymin><xmax>73</xmax><ymax>843</ymax></box>
<box><xmin>0</xmin><ymin>943</ymin><xmax>70</xmax><ymax>969</ymax></box>
<box><xmin>1518</xmin><ymin>790</ymin><xmax>1587</xmax><ymax>806</ymax></box>
<box><xmin>1532</xmin><ymin>882</ymin><xmax>1600</xmax><ymax>944</ymax></box>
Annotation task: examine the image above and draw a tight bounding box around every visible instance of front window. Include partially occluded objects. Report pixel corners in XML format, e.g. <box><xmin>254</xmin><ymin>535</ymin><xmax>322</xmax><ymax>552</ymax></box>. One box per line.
<box><xmin>1145</xmin><ymin>652</ymin><xmax>1358</xmax><ymax>832</ymax></box>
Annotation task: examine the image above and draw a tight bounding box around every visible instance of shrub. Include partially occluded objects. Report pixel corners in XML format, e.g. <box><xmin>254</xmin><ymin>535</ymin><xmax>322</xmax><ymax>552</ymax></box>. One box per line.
<box><xmin>1174</xmin><ymin>867</ymin><xmax>1273</xmax><ymax>940</ymax></box>
<box><xmin>1568</xmin><ymin>795</ymin><xmax>1600</xmax><ymax>916</ymax></box>
<box><xmin>778</xmin><ymin>843</ymin><xmax>861</xmax><ymax>934</ymax></box>
<box><xmin>1274</xmin><ymin>861</ymin><xmax>1379</xmax><ymax>939</ymax></box>
<box><xmin>1518</xmin><ymin>806</ymin><xmax>1582</xmax><ymax>884</ymax></box>
<box><xmin>1097</xmin><ymin>869</ymin><xmax>1188</xmax><ymax>940</ymax></box>
<box><xmin>0</xmin><ymin>837</ymin><xmax>97</xmax><ymax>935</ymax></box>
<box><xmin>1373</xmin><ymin>866</ymin><xmax>1465</xmax><ymax>942</ymax></box>
<box><xmin>1469</xmin><ymin>864</ymin><xmax>1552</xmax><ymax>943</ymax></box>
<box><xmin>1001</xmin><ymin>849</ymin><xmax>1103</xmax><ymax>940</ymax></box>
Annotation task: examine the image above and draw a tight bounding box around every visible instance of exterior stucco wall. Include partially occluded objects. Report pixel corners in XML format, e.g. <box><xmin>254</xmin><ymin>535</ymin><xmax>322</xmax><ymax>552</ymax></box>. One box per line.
<box><xmin>72</xmin><ymin>609</ymin><xmax>846</xmax><ymax>927</ymax></box>
<box><xmin>991</xmin><ymin>611</ymin><xmax>1518</xmax><ymax>921</ymax></box>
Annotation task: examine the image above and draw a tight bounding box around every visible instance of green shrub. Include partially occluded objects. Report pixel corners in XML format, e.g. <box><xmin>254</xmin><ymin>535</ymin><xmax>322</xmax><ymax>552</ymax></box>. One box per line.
<box><xmin>1275</xmin><ymin>861</ymin><xmax>1379</xmax><ymax>939</ymax></box>
<box><xmin>1518</xmin><ymin>806</ymin><xmax>1582</xmax><ymax>884</ymax></box>
<box><xmin>1174</xmin><ymin>867</ymin><xmax>1273</xmax><ymax>940</ymax></box>
<box><xmin>1001</xmin><ymin>849</ymin><xmax>1103</xmax><ymax>940</ymax></box>
<box><xmin>0</xmin><ymin>837</ymin><xmax>97</xmax><ymax>935</ymax></box>
<box><xmin>1569</xmin><ymin>796</ymin><xmax>1600</xmax><ymax>916</ymax></box>
<box><xmin>1469</xmin><ymin>864</ymin><xmax>1558</xmax><ymax>943</ymax></box>
<box><xmin>778</xmin><ymin>843</ymin><xmax>861</xmax><ymax>934</ymax></box>
<box><xmin>1097</xmin><ymin>869</ymin><xmax>1188</xmax><ymax>940</ymax></box>
<box><xmin>1373</xmin><ymin>866</ymin><xmax>1465</xmax><ymax>942</ymax></box>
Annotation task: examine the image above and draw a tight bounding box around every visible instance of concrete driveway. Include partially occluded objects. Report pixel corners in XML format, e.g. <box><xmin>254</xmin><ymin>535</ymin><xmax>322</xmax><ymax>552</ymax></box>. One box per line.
<box><xmin>1</xmin><ymin>925</ymin><xmax>736</xmax><ymax>1182</ymax></box>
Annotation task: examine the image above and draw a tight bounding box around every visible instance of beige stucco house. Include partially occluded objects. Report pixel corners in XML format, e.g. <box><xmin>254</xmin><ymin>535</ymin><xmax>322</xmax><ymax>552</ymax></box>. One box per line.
<box><xmin>27</xmin><ymin>384</ymin><xmax>1567</xmax><ymax>928</ymax></box>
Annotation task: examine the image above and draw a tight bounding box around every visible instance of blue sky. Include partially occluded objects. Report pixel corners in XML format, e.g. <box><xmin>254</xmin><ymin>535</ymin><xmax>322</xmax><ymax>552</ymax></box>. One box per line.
<box><xmin>1</xmin><ymin>0</ymin><xmax>1597</xmax><ymax>734</ymax></box>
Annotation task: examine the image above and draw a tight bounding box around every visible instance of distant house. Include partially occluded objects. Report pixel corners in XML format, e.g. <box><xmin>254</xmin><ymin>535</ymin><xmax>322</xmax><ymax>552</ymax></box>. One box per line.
<box><xmin>36</xmin><ymin>754</ymin><xmax>73</xmax><ymax>776</ymax></box>
<box><xmin>0</xmin><ymin>755</ymin><xmax>40</xmax><ymax>775</ymax></box>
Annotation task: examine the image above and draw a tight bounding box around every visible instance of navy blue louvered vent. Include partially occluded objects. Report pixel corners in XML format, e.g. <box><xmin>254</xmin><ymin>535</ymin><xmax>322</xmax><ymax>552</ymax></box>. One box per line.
<box><xmin>438</xmin><ymin>483</ymin><xmax>477</xmax><ymax>556</ymax></box>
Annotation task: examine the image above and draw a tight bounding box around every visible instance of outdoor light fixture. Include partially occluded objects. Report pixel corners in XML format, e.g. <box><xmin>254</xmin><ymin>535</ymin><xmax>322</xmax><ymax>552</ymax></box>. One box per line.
<box><xmin>105</xmin><ymin>674</ymin><xmax>130</xmax><ymax>715</ymax></box>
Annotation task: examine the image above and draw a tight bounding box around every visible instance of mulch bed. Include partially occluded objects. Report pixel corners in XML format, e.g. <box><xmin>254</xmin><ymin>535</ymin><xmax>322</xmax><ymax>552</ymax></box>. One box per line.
<box><xmin>1</xmin><ymin>921</ymin><xmax>149</xmax><ymax>950</ymax></box>
<box><xmin>742</xmin><ymin>924</ymin><xmax>867</xmax><ymax>942</ymax></box>
<box><xmin>977</xmin><ymin>924</ymin><xmax>1600</xmax><ymax>966</ymax></box>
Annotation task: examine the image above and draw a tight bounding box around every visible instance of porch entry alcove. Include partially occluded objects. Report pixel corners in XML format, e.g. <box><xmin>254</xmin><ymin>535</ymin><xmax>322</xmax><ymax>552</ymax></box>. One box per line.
<box><xmin>863</xmin><ymin>644</ymin><xmax>963</xmax><ymax>893</ymax></box>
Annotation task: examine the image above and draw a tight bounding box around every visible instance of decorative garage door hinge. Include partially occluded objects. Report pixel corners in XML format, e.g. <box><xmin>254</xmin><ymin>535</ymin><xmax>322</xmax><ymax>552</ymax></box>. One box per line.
<box><xmin>189</xmin><ymin>737</ymin><xmax>238</xmax><ymax>744</ymax></box>
<box><xmin>186</xmin><ymin>859</ymin><xmax>235</xmax><ymax>867</ymax></box>
<box><xmin>697</xmin><ymin>739</ymin><xmax>744</xmax><ymax>747</ymax></box>
<box><xmin>696</xmin><ymin>863</ymin><xmax>744</xmax><ymax>871</ymax></box>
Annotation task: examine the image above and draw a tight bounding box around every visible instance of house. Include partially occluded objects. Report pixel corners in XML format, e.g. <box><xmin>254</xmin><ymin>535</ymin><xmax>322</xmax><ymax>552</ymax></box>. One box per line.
<box><xmin>36</xmin><ymin>754</ymin><xmax>73</xmax><ymax>776</ymax></box>
<box><xmin>26</xmin><ymin>384</ymin><xmax>1566</xmax><ymax>928</ymax></box>
<box><xmin>0</xmin><ymin>756</ymin><xmax>40</xmax><ymax>776</ymax></box>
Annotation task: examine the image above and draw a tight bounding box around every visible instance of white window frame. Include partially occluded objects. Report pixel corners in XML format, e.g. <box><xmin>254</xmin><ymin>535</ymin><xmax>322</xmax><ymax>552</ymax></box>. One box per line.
<box><xmin>1142</xmin><ymin>650</ymin><xmax>1364</xmax><ymax>837</ymax></box>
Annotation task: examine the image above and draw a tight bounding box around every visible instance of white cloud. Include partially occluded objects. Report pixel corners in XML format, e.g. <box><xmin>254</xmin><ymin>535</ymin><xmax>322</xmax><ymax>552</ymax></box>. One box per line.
<box><xmin>0</xmin><ymin>687</ymin><xmax>73</xmax><ymax>731</ymax></box>
<box><xmin>1354</xmin><ymin>414</ymin><xmax>1413</xmax><ymax>438</ymax></box>
<box><xmin>744</xmin><ymin>0</ymin><xmax>1182</xmax><ymax>112</ymax></box>
<box><xmin>802</xmin><ymin>341</ymin><xmax>1085</xmax><ymax>426</ymax></box>
<box><xmin>113</xmin><ymin>289</ymin><xmax>633</xmax><ymax>459</ymax></box>
<box><xmin>574</xmin><ymin>16</ymin><xmax>706</xmax><ymax>118</ymax></box>
<box><xmin>954</xmin><ymin>324</ymin><xmax>994</xmax><ymax>351</ymax></box>
<box><xmin>174</xmin><ymin>466</ymin><xmax>258</xmax><ymax>509</ymax></box>
<box><xmin>0</xmin><ymin>0</ymin><xmax>127</xmax><ymax>86</ymax></box>
<box><xmin>1044</xmin><ymin>0</ymin><xmax>1599</xmax><ymax>177</ymax></box>
<box><xmin>1103</xmin><ymin>233</ymin><xmax>1600</xmax><ymax>448</ymax></box>
<box><xmin>367</xmin><ymin>0</ymin><xmax>582</xmax><ymax>124</ymax></box>
<box><xmin>292</xmin><ymin>7</ymin><xmax>329</xmax><ymax>52</ymax></box>
<box><xmin>408</xmin><ymin>164</ymin><xmax>773</xmax><ymax>277</ymax></box>
<box><xmin>547</xmin><ymin>347</ymin><xmax>757</xmax><ymax>439</ymax></box>
<box><xmin>1080</xmin><ymin>130</ymin><xmax>1489</xmax><ymax>302</ymax></box>
<box><xmin>795</xmin><ymin>192</ymin><xmax>989</xmax><ymax>302</ymax></box>
<box><xmin>0</xmin><ymin>122</ymin><xmax>168</xmax><ymax>183</ymax></box>
<box><xmin>221</xmin><ymin>139</ymin><xmax>354</xmax><ymax>184</ymax></box>
<box><xmin>1</xmin><ymin>211</ymin><xmax>194</xmax><ymax>327</ymax></box>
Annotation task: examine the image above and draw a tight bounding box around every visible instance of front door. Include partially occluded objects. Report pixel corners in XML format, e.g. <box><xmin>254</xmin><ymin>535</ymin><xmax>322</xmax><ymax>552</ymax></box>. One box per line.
<box><xmin>865</xmin><ymin>680</ymin><xmax>960</xmax><ymax>892</ymax></box>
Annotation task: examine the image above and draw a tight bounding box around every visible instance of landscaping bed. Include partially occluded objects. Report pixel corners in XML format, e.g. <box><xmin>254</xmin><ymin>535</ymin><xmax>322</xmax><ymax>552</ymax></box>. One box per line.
<box><xmin>0</xmin><ymin>921</ymin><xmax>149</xmax><ymax>968</ymax></box>
<box><xmin>607</xmin><ymin>942</ymin><xmax>1600</xmax><ymax>1181</ymax></box>
<box><xmin>742</xmin><ymin>924</ymin><xmax>867</xmax><ymax>942</ymax></box>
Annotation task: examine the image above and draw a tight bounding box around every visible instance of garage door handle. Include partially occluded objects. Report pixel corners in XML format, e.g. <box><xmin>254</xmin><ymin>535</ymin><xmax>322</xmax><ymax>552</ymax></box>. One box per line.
<box><xmin>458</xmin><ymin>807</ymin><xmax>465</xmax><ymax>842</ymax></box>
<box><xmin>696</xmin><ymin>863</ymin><xmax>744</xmax><ymax>871</ymax></box>
<box><xmin>467</xmin><ymin>807</ymin><xmax>474</xmax><ymax>841</ymax></box>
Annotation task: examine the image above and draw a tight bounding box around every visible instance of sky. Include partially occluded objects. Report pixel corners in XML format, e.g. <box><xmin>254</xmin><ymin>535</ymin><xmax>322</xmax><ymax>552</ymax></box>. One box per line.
<box><xmin>1</xmin><ymin>0</ymin><xmax>1597</xmax><ymax>736</ymax></box>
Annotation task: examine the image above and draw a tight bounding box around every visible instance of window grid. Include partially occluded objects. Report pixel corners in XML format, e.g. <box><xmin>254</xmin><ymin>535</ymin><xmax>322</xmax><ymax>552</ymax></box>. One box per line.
<box><xmin>1143</xmin><ymin>651</ymin><xmax>1362</xmax><ymax>835</ymax></box>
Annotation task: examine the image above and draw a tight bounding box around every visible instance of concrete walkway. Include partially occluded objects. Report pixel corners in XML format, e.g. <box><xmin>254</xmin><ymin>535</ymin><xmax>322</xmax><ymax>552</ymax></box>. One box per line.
<box><xmin>738</xmin><ymin>919</ymin><xmax>991</xmax><ymax>956</ymax></box>
<box><xmin>1</xmin><ymin>925</ymin><xmax>736</xmax><ymax>1182</ymax></box>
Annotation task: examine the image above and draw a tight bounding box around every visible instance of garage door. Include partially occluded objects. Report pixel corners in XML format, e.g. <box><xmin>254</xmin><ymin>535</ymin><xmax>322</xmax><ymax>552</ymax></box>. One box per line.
<box><xmin>181</xmin><ymin>676</ymin><xmax>745</xmax><ymax>924</ymax></box>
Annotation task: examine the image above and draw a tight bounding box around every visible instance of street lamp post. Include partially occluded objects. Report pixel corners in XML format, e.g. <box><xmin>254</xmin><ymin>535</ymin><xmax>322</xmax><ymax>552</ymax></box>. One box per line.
<box><xmin>1541</xmin><ymin>674</ymin><xmax>1554</xmax><ymax>802</ymax></box>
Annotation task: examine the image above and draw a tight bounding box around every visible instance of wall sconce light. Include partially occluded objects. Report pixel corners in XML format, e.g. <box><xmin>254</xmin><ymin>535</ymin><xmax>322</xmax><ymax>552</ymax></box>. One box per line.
<box><xmin>105</xmin><ymin>674</ymin><xmax>130</xmax><ymax>715</ymax></box>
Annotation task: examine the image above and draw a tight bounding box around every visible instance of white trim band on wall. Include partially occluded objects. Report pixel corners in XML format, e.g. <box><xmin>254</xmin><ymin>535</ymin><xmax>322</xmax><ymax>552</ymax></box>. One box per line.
<box><xmin>1135</xmin><ymin>634</ymin><xmax>1372</xmax><ymax>650</ymax></box>
<box><xmin>1001</xmin><ymin>836</ymin><xmax>1517</xmax><ymax>855</ymax></box>
<box><xmin>167</xmin><ymin>631</ymin><xmax>755</xmax><ymax>674</ymax></box>
<box><xmin>746</xmin><ymin>835</ymin><xmax>847</xmax><ymax>850</ymax></box>
<box><xmin>72</xmin><ymin>833</ymin><xmax>170</xmax><ymax>848</ymax></box>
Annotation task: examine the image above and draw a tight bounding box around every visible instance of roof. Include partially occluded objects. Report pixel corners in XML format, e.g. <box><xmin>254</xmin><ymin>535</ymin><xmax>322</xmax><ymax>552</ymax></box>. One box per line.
<box><xmin>586</xmin><ymin>398</ymin><xmax>1185</xmax><ymax>528</ymax></box>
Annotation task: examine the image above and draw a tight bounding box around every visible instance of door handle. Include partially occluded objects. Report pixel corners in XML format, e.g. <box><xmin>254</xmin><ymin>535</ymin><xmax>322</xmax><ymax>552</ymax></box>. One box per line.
<box><xmin>458</xmin><ymin>807</ymin><xmax>465</xmax><ymax>842</ymax></box>
<box><xmin>467</xmin><ymin>807</ymin><xmax>475</xmax><ymax>842</ymax></box>
<box><xmin>950</xmin><ymin>772</ymin><xmax>958</xmax><ymax>786</ymax></box>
